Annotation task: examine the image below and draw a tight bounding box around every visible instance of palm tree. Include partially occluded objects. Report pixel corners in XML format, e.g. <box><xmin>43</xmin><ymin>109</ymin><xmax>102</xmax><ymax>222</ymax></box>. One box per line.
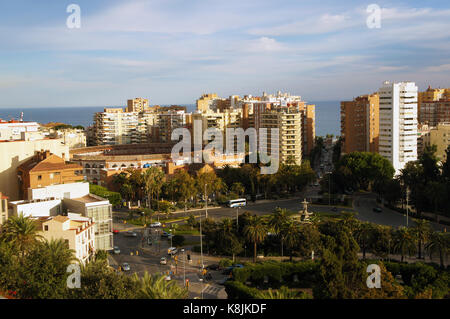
<box><xmin>268</xmin><ymin>208</ymin><xmax>290</xmax><ymax>257</ymax></box>
<box><xmin>1</xmin><ymin>214</ymin><xmax>42</xmax><ymax>257</ymax></box>
<box><xmin>230</xmin><ymin>182</ymin><xmax>245</xmax><ymax>197</ymax></box>
<box><xmin>243</xmin><ymin>216</ymin><xmax>268</xmax><ymax>262</ymax></box>
<box><xmin>392</xmin><ymin>227</ymin><xmax>416</xmax><ymax>262</ymax></box>
<box><xmin>42</xmin><ymin>238</ymin><xmax>76</xmax><ymax>264</ymax></box>
<box><xmin>425</xmin><ymin>231</ymin><xmax>449</xmax><ymax>268</ymax></box>
<box><xmin>255</xmin><ymin>286</ymin><xmax>311</xmax><ymax>299</ymax></box>
<box><xmin>354</xmin><ymin>222</ymin><xmax>374</xmax><ymax>259</ymax></box>
<box><xmin>133</xmin><ymin>272</ymin><xmax>188</xmax><ymax>299</ymax></box>
<box><xmin>412</xmin><ymin>218</ymin><xmax>431</xmax><ymax>259</ymax></box>
<box><xmin>283</xmin><ymin>220</ymin><xmax>301</xmax><ymax>261</ymax></box>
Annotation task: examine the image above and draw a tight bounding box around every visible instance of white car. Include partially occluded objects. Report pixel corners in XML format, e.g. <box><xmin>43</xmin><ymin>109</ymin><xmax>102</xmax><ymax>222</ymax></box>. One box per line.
<box><xmin>113</xmin><ymin>246</ymin><xmax>120</xmax><ymax>254</ymax></box>
<box><xmin>167</xmin><ymin>247</ymin><xmax>178</xmax><ymax>255</ymax></box>
<box><xmin>160</xmin><ymin>257</ymin><xmax>167</xmax><ymax>265</ymax></box>
<box><xmin>150</xmin><ymin>222</ymin><xmax>162</xmax><ymax>228</ymax></box>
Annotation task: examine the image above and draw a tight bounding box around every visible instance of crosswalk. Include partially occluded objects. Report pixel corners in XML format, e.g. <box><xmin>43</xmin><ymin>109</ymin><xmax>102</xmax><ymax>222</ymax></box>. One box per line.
<box><xmin>202</xmin><ymin>284</ymin><xmax>223</xmax><ymax>297</ymax></box>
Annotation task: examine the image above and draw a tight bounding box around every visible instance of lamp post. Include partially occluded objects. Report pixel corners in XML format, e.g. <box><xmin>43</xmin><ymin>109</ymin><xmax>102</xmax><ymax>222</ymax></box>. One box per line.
<box><xmin>205</xmin><ymin>183</ymin><xmax>208</xmax><ymax>219</ymax></box>
<box><xmin>235</xmin><ymin>206</ymin><xmax>240</xmax><ymax>228</ymax></box>
<box><xmin>406</xmin><ymin>187</ymin><xmax>410</xmax><ymax>227</ymax></box>
<box><xmin>181</xmin><ymin>248</ymin><xmax>186</xmax><ymax>287</ymax></box>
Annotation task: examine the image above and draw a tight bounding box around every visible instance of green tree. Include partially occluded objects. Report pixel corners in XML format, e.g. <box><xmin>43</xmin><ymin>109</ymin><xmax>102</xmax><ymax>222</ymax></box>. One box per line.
<box><xmin>0</xmin><ymin>214</ymin><xmax>42</xmax><ymax>257</ymax></box>
<box><xmin>393</xmin><ymin>227</ymin><xmax>416</xmax><ymax>262</ymax></box>
<box><xmin>412</xmin><ymin>219</ymin><xmax>431</xmax><ymax>260</ymax></box>
<box><xmin>268</xmin><ymin>208</ymin><xmax>290</xmax><ymax>257</ymax></box>
<box><xmin>243</xmin><ymin>216</ymin><xmax>268</xmax><ymax>262</ymax></box>
<box><xmin>133</xmin><ymin>272</ymin><xmax>188</xmax><ymax>299</ymax></box>
<box><xmin>425</xmin><ymin>231</ymin><xmax>449</xmax><ymax>268</ymax></box>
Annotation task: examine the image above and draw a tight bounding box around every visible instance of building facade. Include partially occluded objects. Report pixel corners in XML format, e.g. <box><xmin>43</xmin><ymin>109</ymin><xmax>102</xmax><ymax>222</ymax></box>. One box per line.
<box><xmin>378</xmin><ymin>81</ymin><xmax>418</xmax><ymax>174</ymax></box>
<box><xmin>341</xmin><ymin>94</ymin><xmax>379</xmax><ymax>154</ymax></box>
<box><xmin>36</xmin><ymin>214</ymin><xmax>95</xmax><ymax>264</ymax></box>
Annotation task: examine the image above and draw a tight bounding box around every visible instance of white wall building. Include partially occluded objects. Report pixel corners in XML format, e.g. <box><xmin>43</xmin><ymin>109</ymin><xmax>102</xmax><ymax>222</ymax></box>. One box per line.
<box><xmin>378</xmin><ymin>81</ymin><xmax>418</xmax><ymax>174</ymax></box>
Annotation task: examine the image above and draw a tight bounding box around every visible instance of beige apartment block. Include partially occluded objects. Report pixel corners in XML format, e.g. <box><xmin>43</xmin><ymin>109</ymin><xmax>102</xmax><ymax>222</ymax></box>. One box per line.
<box><xmin>0</xmin><ymin>120</ymin><xmax>40</xmax><ymax>141</ymax></box>
<box><xmin>260</xmin><ymin>109</ymin><xmax>302</xmax><ymax>165</ymax></box>
<box><xmin>36</xmin><ymin>214</ymin><xmax>95</xmax><ymax>264</ymax></box>
<box><xmin>93</xmin><ymin>108</ymin><xmax>140</xmax><ymax>145</ymax></box>
<box><xmin>127</xmin><ymin>98</ymin><xmax>149</xmax><ymax>113</ymax></box>
<box><xmin>341</xmin><ymin>94</ymin><xmax>379</xmax><ymax>154</ymax></box>
<box><xmin>419</xmin><ymin>87</ymin><xmax>450</xmax><ymax>126</ymax></box>
<box><xmin>423</xmin><ymin>123</ymin><xmax>450</xmax><ymax>162</ymax></box>
<box><xmin>0</xmin><ymin>133</ymin><xmax>69</xmax><ymax>200</ymax></box>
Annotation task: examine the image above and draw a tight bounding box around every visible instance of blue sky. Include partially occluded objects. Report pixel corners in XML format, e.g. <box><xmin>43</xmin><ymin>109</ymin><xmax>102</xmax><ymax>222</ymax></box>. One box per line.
<box><xmin>0</xmin><ymin>0</ymin><xmax>449</xmax><ymax>107</ymax></box>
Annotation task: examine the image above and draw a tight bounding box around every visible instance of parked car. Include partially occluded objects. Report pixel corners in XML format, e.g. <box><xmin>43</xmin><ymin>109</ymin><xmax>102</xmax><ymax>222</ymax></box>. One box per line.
<box><xmin>373</xmin><ymin>207</ymin><xmax>382</xmax><ymax>213</ymax></box>
<box><xmin>113</xmin><ymin>246</ymin><xmax>120</xmax><ymax>254</ymax></box>
<box><xmin>161</xmin><ymin>231</ymin><xmax>170</xmax><ymax>238</ymax></box>
<box><xmin>222</xmin><ymin>264</ymin><xmax>244</xmax><ymax>275</ymax></box>
<box><xmin>331</xmin><ymin>207</ymin><xmax>338</xmax><ymax>212</ymax></box>
<box><xmin>150</xmin><ymin>222</ymin><xmax>162</xmax><ymax>228</ymax></box>
<box><xmin>125</xmin><ymin>231</ymin><xmax>137</xmax><ymax>237</ymax></box>
<box><xmin>121</xmin><ymin>263</ymin><xmax>131</xmax><ymax>271</ymax></box>
<box><xmin>160</xmin><ymin>257</ymin><xmax>167</xmax><ymax>265</ymax></box>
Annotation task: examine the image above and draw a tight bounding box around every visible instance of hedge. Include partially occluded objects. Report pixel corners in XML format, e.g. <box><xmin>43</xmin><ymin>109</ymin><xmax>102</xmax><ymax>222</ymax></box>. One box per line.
<box><xmin>224</xmin><ymin>281</ymin><xmax>260</xmax><ymax>299</ymax></box>
<box><xmin>89</xmin><ymin>184</ymin><xmax>122</xmax><ymax>206</ymax></box>
<box><xmin>232</xmin><ymin>260</ymin><xmax>319</xmax><ymax>289</ymax></box>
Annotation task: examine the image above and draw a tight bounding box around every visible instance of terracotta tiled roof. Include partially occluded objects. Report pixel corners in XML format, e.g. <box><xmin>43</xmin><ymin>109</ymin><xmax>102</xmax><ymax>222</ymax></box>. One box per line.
<box><xmin>52</xmin><ymin>215</ymin><xmax>69</xmax><ymax>223</ymax></box>
<box><xmin>18</xmin><ymin>154</ymin><xmax>82</xmax><ymax>173</ymax></box>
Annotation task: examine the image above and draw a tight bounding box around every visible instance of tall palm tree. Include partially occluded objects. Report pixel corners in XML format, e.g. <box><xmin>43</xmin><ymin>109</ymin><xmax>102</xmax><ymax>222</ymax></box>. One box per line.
<box><xmin>268</xmin><ymin>208</ymin><xmax>290</xmax><ymax>257</ymax></box>
<box><xmin>133</xmin><ymin>272</ymin><xmax>188</xmax><ymax>299</ymax></box>
<box><xmin>283</xmin><ymin>220</ymin><xmax>301</xmax><ymax>261</ymax></box>
<box><xmin>425</xmin><ymin>231</ymin><xmax>449</xmax><ymax>268</ymax></box>
<box><xmin>392</xmin><ymin>227</ymin><xmax>416</xmax><ymax>262</ymax></box>
<box><xmin>354</xmin><ymin>222</ymin><xmax>374</xmax><ymax>259</ymax></box>
<box><xmin>1</xmin><ymin>214</ymin><xmax>42</xmax><ymax>257</ymax></box>
<box><xmin>412</xmin><ymin>218</ymin><xmax>431</xmax><ymax>260</ymax></box>
<box><xmin>243</xmin><ymin>216</ymin><xmax>268</xmax><ymax>262</ymax></box>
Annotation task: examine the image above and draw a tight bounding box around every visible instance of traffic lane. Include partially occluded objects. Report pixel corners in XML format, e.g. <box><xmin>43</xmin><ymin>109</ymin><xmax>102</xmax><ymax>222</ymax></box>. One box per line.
<box><xmin>355</xmin><ymin>194</ymin><xmax>446</xmax><ymax>231</ymax></box>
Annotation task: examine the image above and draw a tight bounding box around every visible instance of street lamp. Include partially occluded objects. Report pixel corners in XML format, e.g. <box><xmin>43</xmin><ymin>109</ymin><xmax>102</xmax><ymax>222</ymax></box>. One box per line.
<box><xmin>235</xmin><ymin>206</ymin><xmax>241</xmax><ymax>228</ymax></box>
<box><xmin>181</xmin><ymin>248</ymin><xmax>186</xmax><ymax>287</ymax></box>
<box><xmin>406</xmin><ymin>187</ymin><xmax>410</xmax><ymax>227</ymax></box>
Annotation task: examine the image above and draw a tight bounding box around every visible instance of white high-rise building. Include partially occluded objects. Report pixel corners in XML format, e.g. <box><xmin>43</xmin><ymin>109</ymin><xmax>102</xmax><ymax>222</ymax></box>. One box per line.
<box><xmin>378</xmin><ymin>81</ymin><xmax>418</xmax><ymax>174</ymax></box>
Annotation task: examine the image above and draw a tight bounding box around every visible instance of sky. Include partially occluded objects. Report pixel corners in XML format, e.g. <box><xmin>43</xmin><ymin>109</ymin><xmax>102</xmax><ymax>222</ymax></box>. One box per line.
<box><xmin>0</xmin><ymin>0</ymin><xmax>449</xmax><ymax>107</ymax></box>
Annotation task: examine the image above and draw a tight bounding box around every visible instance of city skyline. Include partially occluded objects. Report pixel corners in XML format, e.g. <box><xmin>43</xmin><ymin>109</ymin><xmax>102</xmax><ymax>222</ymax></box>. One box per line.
<box><xmin>0</xmin><ymin>0</ymin><xmax>449</xmax><ymax>107</ymax></box>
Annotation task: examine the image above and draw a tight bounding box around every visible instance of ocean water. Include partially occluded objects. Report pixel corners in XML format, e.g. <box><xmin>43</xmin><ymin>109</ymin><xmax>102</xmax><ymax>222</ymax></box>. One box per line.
<box><xmin>0</xmin><ymin>101</ymin><xmax>341</xmax><ymax>137</ymax></box>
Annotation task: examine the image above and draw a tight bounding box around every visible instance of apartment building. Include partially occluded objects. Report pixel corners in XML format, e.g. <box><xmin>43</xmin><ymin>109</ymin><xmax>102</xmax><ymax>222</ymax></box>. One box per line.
<box><xmin>126</xmin><ymin>98</ymin><xmax>149</xmax><ymax>113</ymax></box>
<box><xmin>417</xmin><ymin>124</ymin><xmax>431</xmax><ymax>157</ymax></box>
<box><xmin>17</xmin><ymin>150</ymin><xmax>84</xmax><ymax>200</ymax></box>
<box><xmin>260</xmin><ymin>108</ymin><xmax>302</xmax><ymax>165</ymax></box>
<box><xmin>93</xmin><ymin>108</ymin><xmax>140</xmax><ymax>145</ymax></box>
<box><xmin>0</xmin><ymin>120</ymin><xmax>40</xmax><ymax>141</ymax></box>
<box><xmin>36</xmin><ymin>214</ymin><xmax>95</xmax><ymax>264</ymax></box>
<box><xmin>423</xmin><ymin>123</ymin><xmax>450</xmax><ymax>162</ymax></box>
<box><xmin>0</xmin><ymin>132</ymin><xmax>70</xmax><ymax>200</ymax></box>
<box><xmin>0</xmin><ymin>192</ymin><xmax>8</xmax><ymax>226</ymax></box>
<box><xmin>340</xmin><ymin>94</ymin><xmax>380</xmax><ymax>154</ymax></box>
<box><xmin>9</xmin><ymin>182</ymin><xmax>113</xmax><ymax>251</ymax></box>
<box><xmin>378</xmin><ymin>81</ymin><xmax>418</xmax><ymax>174</ymax></box>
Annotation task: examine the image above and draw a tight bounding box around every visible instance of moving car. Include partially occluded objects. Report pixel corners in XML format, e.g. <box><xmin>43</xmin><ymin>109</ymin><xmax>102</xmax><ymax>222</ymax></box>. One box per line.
<box><xmin>206</xmin><ymin>264</ymin><xmax>220</xmax><ymax>271</ymax></box>
<box><xmin>373</xmin><ymin>207</ymin><xmax>382</xmax><ymax>213</ymax></box>
<box><xmin>121</xmin><ymin>263</ymin><xmax>131</xmax><ymax>271</ymax></box>
<box><xmin>331</xmin><ymin>207</ymin><xmax>338</xmax><ymax>212</ymax></box>
<box><xmin>112</xmin><ymin>229</ymin><xmax>120</xmax><ymax>234</ymax></box>
<box><xmin>167</xmin><ymin>247</ymin><xmax>178</xmax><ymax>255</ymax></box>
<box><xmin>150</xmin><ymin>222</ymin><xmax>162</xmax><ymax>228</ymax></box>
<box><xmin>222</xmin><ymin>264</ymin><xmax>244</xmax><ymax>275</ymax></box>
<box><xmin>113</xmin><ymin>246</ymin><xmax>120</xmax><ymax>254</ymax></box>
<box><xmin>125</xmin><ymin>231</ymin><xmax>137</xmax><ymax>237</ymax></box>
<box><xmin>160</xmin><ymin>257</ymin><xmax>167</xmax><ymax>265</ymax></box>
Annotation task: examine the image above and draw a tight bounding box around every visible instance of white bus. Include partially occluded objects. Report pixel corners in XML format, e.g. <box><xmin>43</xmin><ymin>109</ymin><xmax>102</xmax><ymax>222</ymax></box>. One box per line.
<box><xmin>228</xmin><ymin>198</ymin><xmax>247</xmax><ymax>208</ymax></box>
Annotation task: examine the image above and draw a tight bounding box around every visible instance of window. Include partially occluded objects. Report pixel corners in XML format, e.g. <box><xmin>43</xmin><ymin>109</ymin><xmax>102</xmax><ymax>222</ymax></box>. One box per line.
<box><xmin>44</xmin><ymin>225</ymin><xmax>48</xmax><ymax>231</ymax></box>
<box><xmin>37</xmin><ymin>175</ymin><xmax>42</xmax><ymax>180</ymax></box>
